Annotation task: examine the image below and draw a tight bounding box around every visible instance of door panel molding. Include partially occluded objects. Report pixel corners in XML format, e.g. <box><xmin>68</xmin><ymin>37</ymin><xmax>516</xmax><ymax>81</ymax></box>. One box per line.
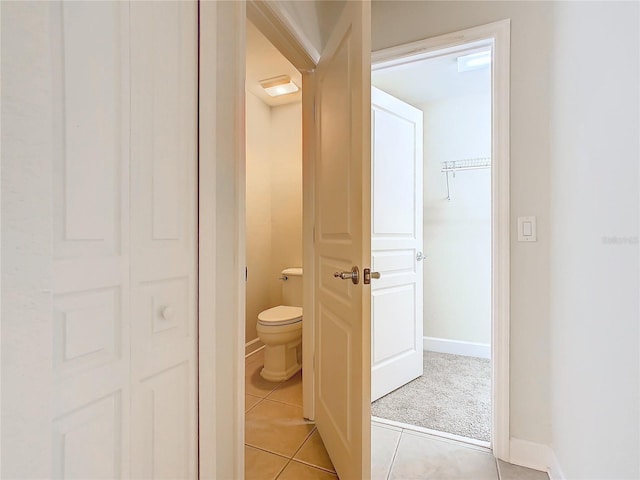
<box><xmin>371</xmin><ymin>87</ymin><xmax>424</xmax><ymax>402</ymax></box>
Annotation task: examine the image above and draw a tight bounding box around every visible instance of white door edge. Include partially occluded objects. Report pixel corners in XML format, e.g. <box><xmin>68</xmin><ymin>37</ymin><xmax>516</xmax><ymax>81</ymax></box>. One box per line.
<box><xmin>371</xmin><ymin>19</ymin><xmax>511</xmax><ymax>461</ymax></box>
<box><xmin>198</xmin><ymin>2</ymin><xmax>218</xmax><ymax>478</ymax></box>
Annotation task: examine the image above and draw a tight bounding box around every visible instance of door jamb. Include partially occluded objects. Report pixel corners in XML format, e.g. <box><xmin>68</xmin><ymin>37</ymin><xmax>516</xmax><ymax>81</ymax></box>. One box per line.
<box><xmin>245</xmin><ymin>1</ymin><xmax>319</xmax><ymax>422</ymax></box>
<box><xmin>200</xmin><ymin>3</ymin><xmax>316</xmax><ymax>475</ymax></box>
<box><xmin>198</xmin><ymin>2</ymin><xmax>248</xmax><ymax>478</ymax></box>
<box><xmin>371</xmin><ymin>19</ymin><xmax>511</xmax><ymax>461</ymax></box>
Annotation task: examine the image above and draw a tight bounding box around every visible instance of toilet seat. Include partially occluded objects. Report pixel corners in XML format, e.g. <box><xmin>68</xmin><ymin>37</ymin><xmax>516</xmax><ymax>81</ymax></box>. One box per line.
<box><xmin>258</xmin><ymin>305</ymin><xmax>303</xmax><ymax>326</ymax></box>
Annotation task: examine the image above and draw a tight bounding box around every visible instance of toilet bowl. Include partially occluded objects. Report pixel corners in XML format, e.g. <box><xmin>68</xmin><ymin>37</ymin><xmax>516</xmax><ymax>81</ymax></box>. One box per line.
<box><xmin>256</xmin><ymin>268</ymin><xmax>303</xmax><ymax>382</ymax></box>
<box><xmin>257</xmin><ymin>305</ymin><xmax>302</xmax><ymax>382</ymax></box>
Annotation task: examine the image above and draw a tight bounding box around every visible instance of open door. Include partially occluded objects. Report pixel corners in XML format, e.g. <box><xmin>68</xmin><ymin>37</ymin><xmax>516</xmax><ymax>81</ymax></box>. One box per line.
<box><xmin>312</xmin><ymin>2</ymin><xmax>372</xmax><ymax>479</ymax></box>
<box><xmin>371</xmin><ymin>87</ymin><xmax>424</xmax><ymax>401</ymax></box>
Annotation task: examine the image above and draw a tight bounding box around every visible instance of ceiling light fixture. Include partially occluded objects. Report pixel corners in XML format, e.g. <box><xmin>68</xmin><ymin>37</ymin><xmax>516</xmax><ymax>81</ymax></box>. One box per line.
<box><xmin>259</xmin><ymin>75</ymin><xmax>299</xmax><ymax>97</ymax></box>
<box><xmin>457</xmin><ymin>50</ymin><xmax>491</xmax><ymax>72</ymax></box>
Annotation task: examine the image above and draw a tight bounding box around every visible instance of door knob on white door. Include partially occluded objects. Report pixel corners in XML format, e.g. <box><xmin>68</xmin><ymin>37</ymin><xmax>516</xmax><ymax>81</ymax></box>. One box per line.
<box><xmin>416</xmin><ymin>251</ymin><xmax>426</xmax><ymax>261</ymax></box>
<box><xmin>161</xmin><ymin>306</ymin><xmax>174</xmax><ymax>320</ymax></box>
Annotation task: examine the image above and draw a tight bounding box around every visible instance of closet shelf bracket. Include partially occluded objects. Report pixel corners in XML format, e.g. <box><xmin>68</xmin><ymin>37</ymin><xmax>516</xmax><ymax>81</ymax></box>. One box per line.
<box><xmin>440</xmin><ymin>157</ymin><xmax>491</xmax><ymax>200</ymax></box>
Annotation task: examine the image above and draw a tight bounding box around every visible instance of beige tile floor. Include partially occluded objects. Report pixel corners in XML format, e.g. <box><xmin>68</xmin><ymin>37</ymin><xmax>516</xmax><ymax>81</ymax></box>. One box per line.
<box><xmin>245</xmin><ymin>349</ymin><xmax>337</xmax><ymax>480</ymax></box>
<box><xmin>245</xmin><ymin>349</ymin><xmax>549</xmax><ymax>480</ymax></box>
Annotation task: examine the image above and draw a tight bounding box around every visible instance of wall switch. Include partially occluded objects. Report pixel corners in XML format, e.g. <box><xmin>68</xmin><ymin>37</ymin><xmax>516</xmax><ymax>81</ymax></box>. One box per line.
<box><xmin>517</xmin><ymin>216</ymin><xmax>537</xmax><ymax>242</ymax></box>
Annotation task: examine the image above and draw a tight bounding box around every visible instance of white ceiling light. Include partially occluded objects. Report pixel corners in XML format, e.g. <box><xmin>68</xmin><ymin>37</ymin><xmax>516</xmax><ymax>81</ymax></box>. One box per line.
<box><xmin>259</xmin><ymin>75</ymin><xmax>299</xmax><ymax>97</ymax></box>
<box><xmin>457</xmin><ymin>50</ymin><xmax>491</xmax><ymax>72</ymax></box>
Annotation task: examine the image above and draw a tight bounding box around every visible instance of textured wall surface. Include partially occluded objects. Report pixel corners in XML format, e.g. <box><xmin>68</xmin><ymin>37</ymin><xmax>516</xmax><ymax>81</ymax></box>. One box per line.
<box><xmin>2</xmin><ymin>2</ymin><xmax>55</xmax><ymax>476</ymax></box>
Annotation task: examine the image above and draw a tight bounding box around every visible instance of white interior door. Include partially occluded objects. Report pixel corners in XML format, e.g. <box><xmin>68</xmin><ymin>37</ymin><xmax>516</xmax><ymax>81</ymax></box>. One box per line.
<box><xmin>51</xmin><ymin>3</ymin><xmax>132</xmax><ymax>477</ymax></box>
<box><xmin>371</xmin><ymin>87</ymin><xmax>424</xmax><ymax>401</ymax></box>
<box><xmin>313</xmin><ymin>2</ymin><xmax>372</xmax><ymax>479</ymax></box>
<box><xmin>129</xmin><ymin>2</ymin><xmax>198</xmax><ymax>478</ymax></box>
<box><xmin>50</xmin><ymin>2</ymin><xmax>197</xmax><ymax>478</ymax></box>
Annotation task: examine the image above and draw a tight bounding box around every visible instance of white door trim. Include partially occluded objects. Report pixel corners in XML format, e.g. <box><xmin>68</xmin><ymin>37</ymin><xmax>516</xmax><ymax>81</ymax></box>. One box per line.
<box><xmin>199</xmin><ymin>1</ymin><xmax>320</xmax><ymax>477</ymax></box>
<box><xmin>372</xmin><ymin>19</ymin><xmax>512</xmax><ymax>461</ymax></box>
<box><xmin>198</xmin><ymin>2</ymin><xmax>218</xmax><ymax>478</ymax></box>
<box><xmin>198</xmin><ymin>2</ymin><xmax>248</xmax><ymax>478</ymax></box>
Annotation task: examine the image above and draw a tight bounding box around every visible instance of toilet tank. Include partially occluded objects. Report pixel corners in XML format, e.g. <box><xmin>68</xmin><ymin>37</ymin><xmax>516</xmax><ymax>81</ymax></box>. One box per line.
<box><xmin>281</xmin><ymin>268</ymin><xmax>303</xmax><ymax>307</ymax></box>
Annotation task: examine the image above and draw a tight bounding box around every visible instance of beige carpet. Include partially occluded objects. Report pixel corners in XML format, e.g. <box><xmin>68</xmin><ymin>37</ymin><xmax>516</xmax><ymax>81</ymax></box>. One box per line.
<box><xmin>371</xmin><ymin>351</ymin><xmax>491</xmax><ymax>442</ymax></box>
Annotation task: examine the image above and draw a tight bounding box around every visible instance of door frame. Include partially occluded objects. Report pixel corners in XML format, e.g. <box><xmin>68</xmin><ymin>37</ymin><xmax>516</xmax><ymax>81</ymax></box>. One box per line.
<box><xmin>199</xmin><ymin>7</ymin><xmax>511</xmax><ymax>475</ymax></box>
<box><xmin>198</xmin><ymin>1</ymin><xmax>320</xmax><ymax>477</ymax></box>
<box><xmin>372</xmin><ymin>20</ymin><xmax>511</xmax><ymax>460</ymax></box>
<box><xmin>198</xmin><ymin>2</ymin><xmax>248</xmax><ymax>478</ymax></box>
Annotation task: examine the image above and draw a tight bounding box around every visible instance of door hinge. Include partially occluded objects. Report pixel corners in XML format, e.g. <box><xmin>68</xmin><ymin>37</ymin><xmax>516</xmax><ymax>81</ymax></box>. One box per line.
<box><xmin>245</xmin><ymin>267</ymin><xmax>248</xmax><ymax>282</ymax></box>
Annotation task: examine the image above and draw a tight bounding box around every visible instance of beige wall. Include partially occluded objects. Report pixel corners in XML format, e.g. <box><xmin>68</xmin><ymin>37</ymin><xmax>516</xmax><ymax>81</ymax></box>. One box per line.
<box><xmin>269</xmin><ymin>103</ymin><xmax>304</xmax><ymax>306</ymax></box>
<box><xmin>548</xmin><ymin>3</ymin><xmax>639</xmax><ymax>478</ymax></box>
<box><xmin>245</xmin><ymin>92</ymin><xmax>303</xmax><ymax>346</ymax></box>
<box><xmin>246</xmin><ymin>92</ymin><xmax>273</xmax><ymax>344</ymax></box>
<box><xmin>421</xmin><ymin>93</ymin><xmax>492</xmax><ymax>346</ymax></box>
<box><xmin>373</xmin><ymin>0</ymin><xmax>553</xmax><ymax>446</ymax></box>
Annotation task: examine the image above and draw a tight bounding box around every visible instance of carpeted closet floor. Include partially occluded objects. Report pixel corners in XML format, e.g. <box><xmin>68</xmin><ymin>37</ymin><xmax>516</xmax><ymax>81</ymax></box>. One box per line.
<box><xmin>371</xmin><ymin>351</ymin><xmax>491</xmax><ymax>442</ymax></box>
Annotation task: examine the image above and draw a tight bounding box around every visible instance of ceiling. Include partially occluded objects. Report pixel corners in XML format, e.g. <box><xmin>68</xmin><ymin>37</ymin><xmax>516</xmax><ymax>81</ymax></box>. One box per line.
<box><xmin>371</xmin><ymin>50</ymin><xmax>491</xmax><ymax>107</ymax></box>
<box><xmin>246</xmin><ymin>20</ymin><xmax>302</xmax><ymax>107</ymax></box>
<box><xmin>246</xmin><ymin>21</ymin><xmax>489</xmax><ymax>109</ymax></box>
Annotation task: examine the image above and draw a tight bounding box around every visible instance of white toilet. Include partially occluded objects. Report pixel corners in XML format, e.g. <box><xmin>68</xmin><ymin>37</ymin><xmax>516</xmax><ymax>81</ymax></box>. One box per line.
<box><xmin>256</xmin><ymin>268</ymin><xmax>303</xmax><ymax>382</ymax></box>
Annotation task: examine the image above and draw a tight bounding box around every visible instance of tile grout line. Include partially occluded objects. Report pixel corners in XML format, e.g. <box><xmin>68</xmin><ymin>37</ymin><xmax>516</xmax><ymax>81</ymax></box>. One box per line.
<box><xmin>384</xmin><ymin>428</ymin><xmax>404</xmax><ymax>480</ymax></box>
<box><xmin>274</xmin><ymin>458</ymin><xmax>292</xmax><ymax>480</ymax></box>
<box><xmin>292</xmin><ymin>458</ymin><xmax>337</xmax><ymax>475</ymax></box>
<box><xmin>262</xmin><ymin>397</ymin><xmax>305</xmax><ymax>409</ymax></box>
<box><xmin>245</xmin><ymin>396</ymin><xmax>267</xmax><ymax>414</ymax></box>
<box><xmin>273</xmin><ymin>426</ymin><xmax>319</xmax><ymax>480</ymax></box>
<box><xmin>283</xmin><ymin>426</ymin><xmax>338</xmax><ymax>476</ymax></box>
<box><xmin>290</xmin><ymin>426</ymin><xmax>318</xmax><ymax>459</ymax></box>
<box><xmin>245</xmin><ymin>443</ymin><xmax>291</xmax><ymax>461</ymax></box>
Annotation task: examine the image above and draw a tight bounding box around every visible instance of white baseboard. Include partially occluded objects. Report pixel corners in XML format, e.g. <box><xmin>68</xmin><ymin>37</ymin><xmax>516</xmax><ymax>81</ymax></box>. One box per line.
<box><xmin>509</xmin><ymin>438</ymin><xmax>551</xmax><ymax>473</ymax></box>
<box><xmin>245</xmin><ymin>338</ymin><xmax>264</xmax><ymax>357</ymax></box>
<box><xmin>423</xmin><ymin>336</ymin><xmax>491</xmax><ymax>359</ymax></box>
<box><xmin>547</xmin><ymin>448</ymin><xmax>566</xmax><ymax>480</ymax></box>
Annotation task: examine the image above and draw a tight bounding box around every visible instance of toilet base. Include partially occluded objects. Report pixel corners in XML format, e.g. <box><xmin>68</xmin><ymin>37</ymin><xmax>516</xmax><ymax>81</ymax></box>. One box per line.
<box><xmin>260</xmin><ymin>340</ymin><xmax>302</xmax><ymax>382</ymax></box>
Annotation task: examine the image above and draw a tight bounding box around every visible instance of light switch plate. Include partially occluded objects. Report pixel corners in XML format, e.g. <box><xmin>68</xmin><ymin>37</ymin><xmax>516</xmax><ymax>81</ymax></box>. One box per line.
<box><xmin>517</xmin><ymin>216</ymin><xmax>537</xmax><ymax>242</ymax></box>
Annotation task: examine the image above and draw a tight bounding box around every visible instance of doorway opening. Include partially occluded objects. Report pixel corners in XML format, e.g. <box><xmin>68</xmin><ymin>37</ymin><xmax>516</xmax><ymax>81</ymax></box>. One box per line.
<box><xmin>369</xmin><ymin>21</ymin><xmax>511</xmax><ymax>462</ymax></box>
<box><xmin>243</xmin><ymin>17</ymin><xmax>338</xmax><ymax>479</ymax></box>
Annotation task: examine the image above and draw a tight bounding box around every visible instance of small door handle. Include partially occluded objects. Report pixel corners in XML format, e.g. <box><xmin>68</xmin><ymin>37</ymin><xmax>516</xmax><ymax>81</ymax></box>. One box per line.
<box><xmin>161</xmin><ymin>306</ymin><xmax>174</xmax><ymax>320</ymax></box>
<box><xmin>363</xmin><ymin>268</ymin><xmax>380</xmax><ymax>284</ymax></box>
<box><xmin>333</xmin><ymin>266</ymin><xmax>359</xmax><ymax>285</ymax></box>
<box><xmin>416</xmin><ymin>251</ymin><xmax>426</xmax><ymax>261</ymax></box>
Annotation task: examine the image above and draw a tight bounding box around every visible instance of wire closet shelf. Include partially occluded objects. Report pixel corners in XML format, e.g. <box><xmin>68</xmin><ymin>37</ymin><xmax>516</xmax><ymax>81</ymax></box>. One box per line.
<box><xmin>441</xmin><ymin>156</ymin><xmax>491</xmax><ymax>200</ymax></box>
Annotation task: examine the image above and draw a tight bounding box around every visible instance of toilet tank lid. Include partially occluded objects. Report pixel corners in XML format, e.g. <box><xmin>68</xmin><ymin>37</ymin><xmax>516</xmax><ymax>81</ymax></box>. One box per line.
<box><xmin>281</xmin><ymin>267</ymin><xmax>303</xmax><ymax>277</ymax></box>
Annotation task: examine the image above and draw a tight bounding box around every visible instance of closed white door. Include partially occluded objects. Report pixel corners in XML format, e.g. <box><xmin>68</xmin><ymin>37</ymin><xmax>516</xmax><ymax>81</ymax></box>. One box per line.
<box><xmin>129</xmin><ymin>2</ymin><xmax>198</xmax><ymax>478</ymax></box>
<box><xmin>312</xmin><ymin>2</ymin><xmax>372</xmax><ymax>479</ymax></box>
<box><xmin>371</xmin><ymin>87</ymin><xmax>424</xmax><ymax>401</ymax></box>
<box><xmin>51</xmin><ymin>3</ymin><xmax>132</xmax><ymax>477</ymax></box>
<box><xmin>49</xmin><ymin>2</ymin><xmax>198</xmax><ymax>478</ymax></box>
